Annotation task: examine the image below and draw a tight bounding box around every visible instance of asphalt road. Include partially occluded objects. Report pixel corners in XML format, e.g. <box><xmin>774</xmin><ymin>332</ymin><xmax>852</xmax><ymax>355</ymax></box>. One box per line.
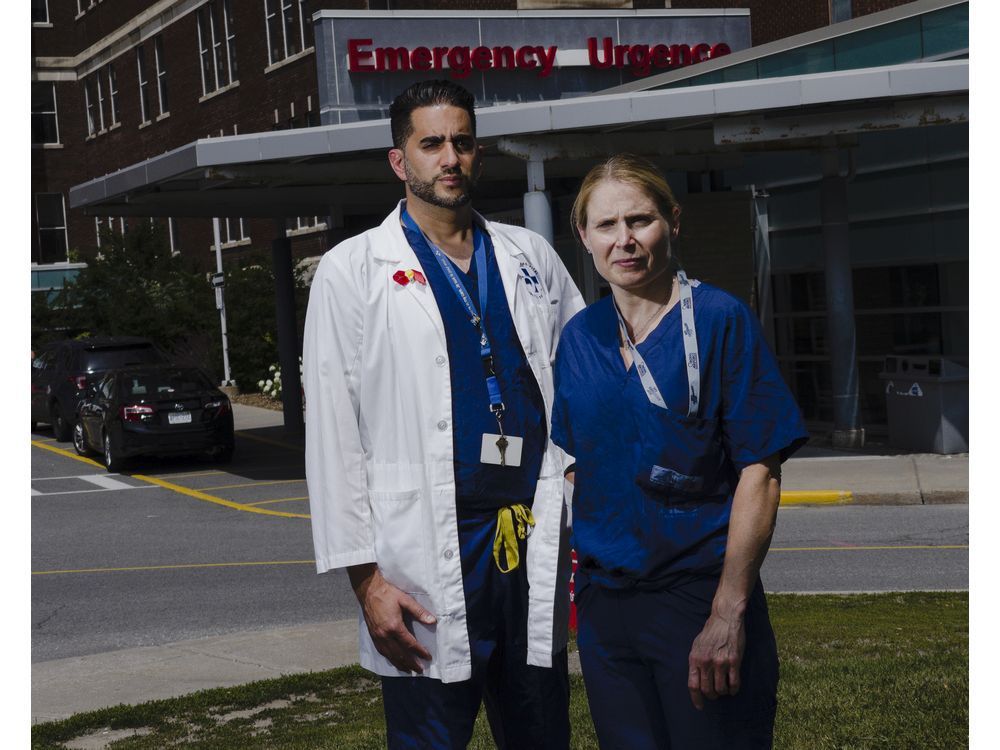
<box><xmin>31</xmin><ymin>429</ymin><xmax>969</xmax><ymax>665</ymax></box>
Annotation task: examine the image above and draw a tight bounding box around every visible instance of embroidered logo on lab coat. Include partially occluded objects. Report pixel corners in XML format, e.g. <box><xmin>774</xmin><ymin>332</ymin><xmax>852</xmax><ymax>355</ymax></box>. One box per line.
<box><xmin>518</xmin><ymin>261</ymin><xmax>544</xmax><ymax>299</ymax></box>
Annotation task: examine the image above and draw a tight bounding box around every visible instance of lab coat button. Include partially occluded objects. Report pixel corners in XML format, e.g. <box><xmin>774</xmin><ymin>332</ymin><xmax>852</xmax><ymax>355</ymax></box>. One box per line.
<box><xmin>437</xmin><ymin>420</ymin><xmax>448</xmax><ymax>431</ymax></box>
<box><xmin>435</xmin><ymin>355</ymin><xmax>446</xmax><ymax>366</ymax></box>
<box><xmin>443</xmin><ymin>549</ymin><xmax>454</xmax><ymax>560</ymax></box>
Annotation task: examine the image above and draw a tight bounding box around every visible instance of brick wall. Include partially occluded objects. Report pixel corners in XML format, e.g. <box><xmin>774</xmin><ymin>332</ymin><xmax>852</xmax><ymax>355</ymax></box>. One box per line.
<box><xmin>853</xmin><ymin>0</ymin><xmax>918</xmax><ymax>17</ymax></box>
<box><xmin>672</xmin><ymin>0</ymin><xmax>830</xmax><ymax>45</ymax></box>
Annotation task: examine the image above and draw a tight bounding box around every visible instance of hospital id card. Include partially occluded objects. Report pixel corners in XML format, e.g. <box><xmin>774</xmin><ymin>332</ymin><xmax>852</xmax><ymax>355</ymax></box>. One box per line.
<box><xmin>481</xmin><ymin>433</ymin><xmax>523</xmax><ymax>467</ymax></box>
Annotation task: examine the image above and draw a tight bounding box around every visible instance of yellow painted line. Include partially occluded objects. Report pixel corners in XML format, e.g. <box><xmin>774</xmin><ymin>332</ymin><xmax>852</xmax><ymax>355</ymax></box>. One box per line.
<box><xmin>247</xmin><ymin>496</ymin><xmax>308</xmax><ymax>506</ymax></box>
<box><xmin>238</xmin><ymin>432</ymin><xmax>303</xmax><ymax>452</ymax></box>
<box><xmin>33</xmin><ymin>560</ymin><xmax>314</xmax><ymax>575</ymax></box>
<box><xmin>132</xmin><ymin>473</ymin><xmax>310</xmax><ymax>519</ymax></box>
<box><xmin>32</xmin><ymin>440</ymin><xmax>103</xmax><ymax>469</ymax></box>
<box><xmin>32</xmin><ymin>438</ymin><xmax>309</xmax><ymax>519</ymax></box>
<box><xmin>199</xmin><ymin>478</ymin><xmax>305</xmax><ymax>491</ymax></box>
<box><xmin>147</xmin><ymin>470</ymin><xmax>226</xmax><ymax>480</ymax></box>
<box><xmin>771</xmin><ymin>544</ymin><xmax>967</xmax><ymax>552</ymax></box>
<box><xmin>780</xmin><ymin>490</ymin><xmax>852</xmax><ymax>505</ymax></box>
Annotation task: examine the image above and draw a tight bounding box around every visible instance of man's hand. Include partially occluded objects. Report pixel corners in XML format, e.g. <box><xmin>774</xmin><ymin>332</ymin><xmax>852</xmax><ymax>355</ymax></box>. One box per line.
<box><xmin>687</xmin><ymin>608</ymin><xmax>746</xmax><ymax>709</ymax></box>
<box><xmin>347</xmin><ymin>563</ymin><xmax>437</xmax><ymax>673</ymax></box>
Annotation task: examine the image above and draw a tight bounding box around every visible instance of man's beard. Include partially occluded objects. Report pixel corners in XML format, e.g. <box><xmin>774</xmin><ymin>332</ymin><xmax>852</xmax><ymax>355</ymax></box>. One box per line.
<box><xmin>404</xmin><ymin>161</ymin><xmax>476</xmax><ymax>209</ymax></box>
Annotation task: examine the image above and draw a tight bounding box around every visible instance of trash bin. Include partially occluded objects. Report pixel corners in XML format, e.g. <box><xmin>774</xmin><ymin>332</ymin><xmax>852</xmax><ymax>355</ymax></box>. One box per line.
<box><xmin>879</xmin><ymin>356</ymin><xmax>968</xmax><ymax>453</ymax></box>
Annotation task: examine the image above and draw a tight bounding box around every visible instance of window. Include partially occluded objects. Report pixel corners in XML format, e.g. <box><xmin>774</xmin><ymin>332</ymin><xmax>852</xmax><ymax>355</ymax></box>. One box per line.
<box><xmin>107</xmin><ymin>64</ymin><xmax>120</xmax><ymax>126</ymax></box>
<box><xmin>32</xmin><ymin>0</ymin><xmax>48</xmax><ymax>24</ymax></box>
<box><xmin>222</xmin><ymin>218</ymin><xmax>248</xmax><ymax>244</ymax></box>
<box><xmin>198</xmin><ymin>0</ymin><xmax>238</xmax><ymax>95</ymax></box>
<box><xmin>264</xmin><ymin>0</ymin><xmax>312</xmax><ymax>66</ymax></box>
<box><xmin>287</xmin><ymin>216</ymin><xmax>326</xmax><ymax>234</ymax></box>
<box><xmin>95</xmin><ymin>72</ymin><xmax>107</xmax><ymax>131</ymax></box>
<box><xmin>34</xmin><ymin>194</ymin><xmax>68</xmax><ymax>264</ymax></box>
<box><xmin>95</xmin><ymin>216</ymin><xmax>125</xmax><ymax>247</ymax></box>
<box><xmin>31</xmin><ymin>83</ymin><xmax>59</xmax><ymax>145</ymax></box>
<box><xmin>154</xmin><ymin>36</ymin><xmax>169</xmax><ymax>115</ymax></box>
<box><xmin>84</xmin><ymin>78</ymin><xmax>96</xmax><ymax>135</ymax></box>
<box><xmin>136</xmin><ymin>46</ymin><xmax>151</xmax><ymax>123</ymax></box>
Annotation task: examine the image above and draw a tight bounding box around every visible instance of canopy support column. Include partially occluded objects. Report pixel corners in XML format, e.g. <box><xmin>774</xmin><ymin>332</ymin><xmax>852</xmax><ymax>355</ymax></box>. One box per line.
<box><xmin>821</xmin><ymin>147</ymin><xmax>864</xmax><ymax>449</ymax></box>
<box><xmin>271</xmin><ymin>220</ymin><xmax>304</xmax><ymax>435</ymax></box>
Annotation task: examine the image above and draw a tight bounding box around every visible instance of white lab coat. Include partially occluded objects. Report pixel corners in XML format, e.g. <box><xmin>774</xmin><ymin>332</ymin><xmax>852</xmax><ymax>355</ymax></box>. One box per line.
<box><xmin>304</xmin><ymin>201</ymin><xmax>585</xmax><ymax>683</ymax></box>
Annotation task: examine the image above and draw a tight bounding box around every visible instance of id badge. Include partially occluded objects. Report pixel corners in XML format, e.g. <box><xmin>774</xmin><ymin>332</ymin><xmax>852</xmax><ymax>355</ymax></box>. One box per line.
<box><xmin>481</xmin><ymin>433</ymin><xmax>523</xmax><ymax>467</ymax></box>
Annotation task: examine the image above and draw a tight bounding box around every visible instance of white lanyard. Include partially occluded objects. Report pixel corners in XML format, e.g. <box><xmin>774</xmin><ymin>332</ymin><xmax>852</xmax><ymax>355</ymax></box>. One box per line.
<box><xmin>615</xmin><ymin>270</ymin><xmax>701</xmax><ymax>417</ymax></box>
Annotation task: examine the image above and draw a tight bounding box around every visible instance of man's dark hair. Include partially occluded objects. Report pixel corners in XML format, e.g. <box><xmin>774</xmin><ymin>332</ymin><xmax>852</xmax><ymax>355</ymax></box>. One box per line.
<box><xmin>389</xmin><ymin>80</ymin><xmax>477</xmax><ymax>149</ymax></box>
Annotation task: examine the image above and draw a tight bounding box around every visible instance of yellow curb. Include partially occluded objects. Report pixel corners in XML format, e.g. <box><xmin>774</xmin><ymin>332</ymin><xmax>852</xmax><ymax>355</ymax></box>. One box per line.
<box><xmin>780</xmin><ymin>490</ymin><xmax>853</xmax><ymax>506</ymax></box>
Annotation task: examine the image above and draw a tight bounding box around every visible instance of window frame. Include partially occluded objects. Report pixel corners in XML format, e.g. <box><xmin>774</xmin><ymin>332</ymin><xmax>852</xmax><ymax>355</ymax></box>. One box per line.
<box><xmin>107</xmin><ymin>64</ymin><xmax>120</xmax><ymax>126</ymax></box>
<box><xmin>197</xmin><ymin>6</ymin><xmax>218</xmax><ymax>94</ymax></box>
<box><xmin>32</xmin><ymin>0</ymin><xmax>49</xmax><ymax>24</ymax></box>
<box><xmin>31</xmin><ymin>82</ymin><xmax>60</xmax><ymax>145</ymax></box>
<box><xmin>154</xmin><ymin>36</ymin><xmax>169</xmax><ymax>116</ymax></box>
<box><xmin>34</xmin><ymin>193</ymin><xmax>69</xmax><ymax>264</ymax></box>
<box><xmin>84</xmin><ymin>78</ymin><xmax>96</xmax><ymax>136</ymax></box>
<box><xmin>264</xmin><ymin>0</ymin><xmax>309</xmax><ymax>66</ymax></box>
<box><xmin>136</xmin><ymin>46</ymin><xmax>151</xmax><ymax>124</ymax></box>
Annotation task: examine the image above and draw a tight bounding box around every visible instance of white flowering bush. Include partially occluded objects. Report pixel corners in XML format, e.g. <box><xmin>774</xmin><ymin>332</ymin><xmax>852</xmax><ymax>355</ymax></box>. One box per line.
<box><xmin>258</xmin><ymin>357</ymin><xmax>303</xmax><ymax>400</ymax></box>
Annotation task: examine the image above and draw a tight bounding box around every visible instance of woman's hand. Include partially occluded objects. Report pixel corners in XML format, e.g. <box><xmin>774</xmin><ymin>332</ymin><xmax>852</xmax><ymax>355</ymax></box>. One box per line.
<box><xmin>687</xmin><ymin>454</ymin><xmax>781</xmax><ymax>709</ymax></box>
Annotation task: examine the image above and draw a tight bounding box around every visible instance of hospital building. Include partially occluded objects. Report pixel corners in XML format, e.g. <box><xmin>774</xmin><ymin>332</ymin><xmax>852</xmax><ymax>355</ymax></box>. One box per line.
<box><xmin>31</xmin><ymin>0</ymin><xmax>969</xmax><ymax>448</ymax></box>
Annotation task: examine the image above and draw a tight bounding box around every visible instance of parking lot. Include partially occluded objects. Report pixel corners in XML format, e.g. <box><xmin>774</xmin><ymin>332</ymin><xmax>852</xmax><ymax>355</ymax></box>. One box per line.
<box><xmin>30</xmin><ymin>406</ymin><xmax>359</xmax><ymax>663</ymax></box>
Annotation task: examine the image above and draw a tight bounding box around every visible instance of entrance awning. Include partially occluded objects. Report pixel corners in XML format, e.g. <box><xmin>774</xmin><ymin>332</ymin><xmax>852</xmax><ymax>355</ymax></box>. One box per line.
<box><xmin>69</xmin><ymin>59</ymin><xmax>967</xmax><ymax>218</ymax></box>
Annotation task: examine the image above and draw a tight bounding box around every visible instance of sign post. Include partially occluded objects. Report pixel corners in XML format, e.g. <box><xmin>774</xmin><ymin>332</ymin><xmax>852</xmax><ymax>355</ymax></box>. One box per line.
<box><xmin>212</xmin><ymin>218</ymin><xmax>234</xmax><ymax>388</ymax></box>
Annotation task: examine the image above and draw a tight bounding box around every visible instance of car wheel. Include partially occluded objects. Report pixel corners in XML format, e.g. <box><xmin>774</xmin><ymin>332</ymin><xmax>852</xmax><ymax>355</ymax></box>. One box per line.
<box><xmin>103</xmin><ymin>431</ymin><xmax>126</xmax><ymax>473</ymax></box>
<box><xmin>50</xmin><ymin>403</ymin><xmax>72</xmax><ymax>442</ymax></box>
<box><xmin>73</xmin><ymin>421</ymin><xmax>93</xmax><ymax>457</ymax></box>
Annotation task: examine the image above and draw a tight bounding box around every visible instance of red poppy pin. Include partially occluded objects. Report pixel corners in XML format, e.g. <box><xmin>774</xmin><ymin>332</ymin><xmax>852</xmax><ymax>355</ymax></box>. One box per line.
<box><xmin>393</xmin><ymin>269</ymin><xmax>426</xmax><ymax>286</ymax></box>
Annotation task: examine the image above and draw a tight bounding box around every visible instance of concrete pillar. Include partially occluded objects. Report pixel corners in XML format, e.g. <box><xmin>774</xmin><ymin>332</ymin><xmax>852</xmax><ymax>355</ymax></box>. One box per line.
<box><xmin>523</xmin><ymin>159</ymin><xmax>554</xmax><ymax>246</ymax></box>
<box><xmin>272</xmin><ymin>220</ymin><xmax>304</xmax><ymax>436</ymax></box>
<box><xmin>820</xmin><ymin>149</ymin><xmax>864</xmax><ymax>448</ymax></box>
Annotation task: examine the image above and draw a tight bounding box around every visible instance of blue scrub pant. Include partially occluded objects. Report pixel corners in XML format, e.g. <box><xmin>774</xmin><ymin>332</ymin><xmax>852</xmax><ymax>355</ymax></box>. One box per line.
<box><xmin>576</xmin><ymin>576</ymin><xmax>778</xmax><ymax>750</ymax></box>
<box><xmin>381</xmin><ymin>507</ymin><xmax>570</xmax><ymax>749</ymax></box>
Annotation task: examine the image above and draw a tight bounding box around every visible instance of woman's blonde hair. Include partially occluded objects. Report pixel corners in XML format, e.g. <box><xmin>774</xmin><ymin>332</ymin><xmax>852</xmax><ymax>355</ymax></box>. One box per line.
<box><xmin>570</xmin><ymin>153</ymin><xmax>681</xmax><ymax>244</ymax></box>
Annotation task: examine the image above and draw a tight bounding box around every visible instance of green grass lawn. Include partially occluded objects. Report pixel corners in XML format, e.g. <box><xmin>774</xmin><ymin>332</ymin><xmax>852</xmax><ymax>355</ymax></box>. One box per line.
<box><xmin>32</xmin><ymin>592</ymin><xmax>967</xmax><ymax>749</ymax></box>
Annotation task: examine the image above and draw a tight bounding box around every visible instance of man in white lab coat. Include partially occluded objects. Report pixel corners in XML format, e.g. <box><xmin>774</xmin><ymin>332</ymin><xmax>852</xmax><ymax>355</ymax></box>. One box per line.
<box><xmin>303</xmin><ymin>80</ymin><xmax>584</xmax><ymax>748</ymax></box>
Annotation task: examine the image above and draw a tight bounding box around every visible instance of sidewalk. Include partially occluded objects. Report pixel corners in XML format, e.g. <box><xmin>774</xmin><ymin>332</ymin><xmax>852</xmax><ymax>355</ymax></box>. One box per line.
<box><xmin>31</xmin><ymin>403</ymin><xmax>968</xmax><ymax>724</ymax></box>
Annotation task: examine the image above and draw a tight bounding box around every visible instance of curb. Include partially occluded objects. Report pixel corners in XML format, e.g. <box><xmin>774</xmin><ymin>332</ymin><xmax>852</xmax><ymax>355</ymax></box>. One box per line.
<box><xmin>780</xmin><ymin>490</ymin><xmax>852</xmax><ymax>506</ymax></box>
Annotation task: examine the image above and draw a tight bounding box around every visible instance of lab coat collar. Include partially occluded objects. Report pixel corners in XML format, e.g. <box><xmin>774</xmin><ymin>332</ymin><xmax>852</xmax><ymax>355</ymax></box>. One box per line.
<box><xmin>371</xmin><ymin>200</ymin><xmax>528</xmax><ymax>263</ymax></box>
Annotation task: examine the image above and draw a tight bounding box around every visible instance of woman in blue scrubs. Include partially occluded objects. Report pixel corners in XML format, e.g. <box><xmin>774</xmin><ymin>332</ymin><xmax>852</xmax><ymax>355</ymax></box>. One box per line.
<box><xmin>551</xmin><ymin>154</ymin><xmax>808</xmax><ymax>749</ymax></box>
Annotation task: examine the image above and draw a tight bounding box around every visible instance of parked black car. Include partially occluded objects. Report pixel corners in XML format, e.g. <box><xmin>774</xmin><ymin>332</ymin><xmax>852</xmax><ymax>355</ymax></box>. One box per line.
<box><xmin>31</xmin><ymin>337</ymin><xmax>168</xmax><ymax>441</ymax></box>
<box><xmin>73</xmin><ymin>365</ymin><xmax>235</xmax><ymax>472</ymax></box>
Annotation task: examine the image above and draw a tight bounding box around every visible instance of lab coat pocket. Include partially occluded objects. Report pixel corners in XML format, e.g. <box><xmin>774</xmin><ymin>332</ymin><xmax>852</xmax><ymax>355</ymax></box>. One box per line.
<box><xmin>369</xmin><ymin>488</ymin><xmax>430</xmax><ymax>595</ymax></box>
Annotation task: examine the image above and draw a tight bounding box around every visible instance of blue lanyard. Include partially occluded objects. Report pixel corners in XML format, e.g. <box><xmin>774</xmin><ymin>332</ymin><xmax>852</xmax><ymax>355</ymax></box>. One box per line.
<box><xmin>401</xmin><ymin>209</ymin><xmax>505</xmax><ymax>419</ymax></box>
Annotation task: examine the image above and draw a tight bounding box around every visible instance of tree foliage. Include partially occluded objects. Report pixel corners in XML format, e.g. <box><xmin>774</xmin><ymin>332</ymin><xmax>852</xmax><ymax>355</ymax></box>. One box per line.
<box><xmin>222</xmin><ymin>252</ymin><xmax>308</xmax><ymax>392</ymax></box>
<box><xmin>33</xmin><ymin>222</ymin><xmax>221</xmax><ymax>376</ymax></box>
<box><xmin>30</xmin><ymin>224</ymin><xmax>310</xmax><ymax>391</ymax></box>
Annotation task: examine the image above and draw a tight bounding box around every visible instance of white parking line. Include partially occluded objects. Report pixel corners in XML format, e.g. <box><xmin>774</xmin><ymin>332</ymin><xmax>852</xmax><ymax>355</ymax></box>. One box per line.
<box><xmin>31</xmin><ymin>474</ymin><xmax>147</xmax><ymax>498</ymax></box>
<box><xmin>78</xmin><ymin>475</ymin><xmax>135</xmax><ymax>491</ymax></box>
<box><xmin>32</xmin><ymin>486</ymin><xmax>157</xmax><ymax>497</ymax></box>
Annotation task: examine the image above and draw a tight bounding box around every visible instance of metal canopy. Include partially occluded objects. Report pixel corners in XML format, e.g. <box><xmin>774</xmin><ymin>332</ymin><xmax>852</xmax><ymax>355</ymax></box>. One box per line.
<box><xmin>68</xmin><ymin>60</ymin><xmax>968</xmax><ymax>217</ymax></box>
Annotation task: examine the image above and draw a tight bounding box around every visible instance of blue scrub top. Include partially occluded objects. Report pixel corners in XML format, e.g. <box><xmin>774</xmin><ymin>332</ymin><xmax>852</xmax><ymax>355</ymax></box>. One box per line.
<box><xmin>551</xmin><ymin>282</ymin><xmax>808</xmax><ymax>590</ymax></box>
<box><xmin>402</xmin><ymin>214</ymin><xmax>546</xmax><ymax>511</ymax></box>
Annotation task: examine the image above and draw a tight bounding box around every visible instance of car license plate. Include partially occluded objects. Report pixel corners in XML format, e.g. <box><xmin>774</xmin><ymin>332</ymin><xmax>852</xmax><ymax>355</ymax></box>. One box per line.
<box><xmin>168</xmin><ymin>411</ymin><xmax>192</xmax><ymax>425</ymax></box>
